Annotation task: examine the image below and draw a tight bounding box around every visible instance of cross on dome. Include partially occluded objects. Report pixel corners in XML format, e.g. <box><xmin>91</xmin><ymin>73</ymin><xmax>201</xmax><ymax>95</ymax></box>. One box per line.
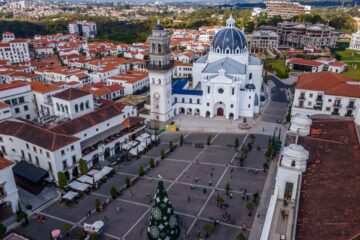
<box><xmin>226</xmin><ymin>14</ymin><xmax>235</xmax><ymax>28</ymax></box>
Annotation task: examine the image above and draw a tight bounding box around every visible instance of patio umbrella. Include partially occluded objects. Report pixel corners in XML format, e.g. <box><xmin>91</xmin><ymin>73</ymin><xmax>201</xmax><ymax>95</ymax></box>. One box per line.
<box><xmin>51</xmin><ymin>229</ymin><xmax>61</xmax><ymax>238</ymax></box>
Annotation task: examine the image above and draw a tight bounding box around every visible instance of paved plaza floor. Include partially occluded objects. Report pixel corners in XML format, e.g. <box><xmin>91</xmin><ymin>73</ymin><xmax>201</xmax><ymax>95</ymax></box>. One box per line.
<box><xmin>15</xmin><ymin>131</ymin><xmax>272</xmax><ymax>240</ymax></box>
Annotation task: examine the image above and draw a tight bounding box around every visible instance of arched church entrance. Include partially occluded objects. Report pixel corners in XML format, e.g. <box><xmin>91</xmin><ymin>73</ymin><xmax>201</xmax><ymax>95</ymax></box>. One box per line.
<box><xmin>217</xmin><ymin>108</ymin><xmax>224</xmax><ymax>116</ymax></box>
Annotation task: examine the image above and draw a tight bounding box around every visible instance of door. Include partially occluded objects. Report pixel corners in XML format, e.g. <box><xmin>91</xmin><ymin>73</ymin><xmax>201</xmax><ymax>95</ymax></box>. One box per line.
<box><xmin>216</xmin><ymin>108</ymin><xmax>224</xmax><ymax>116</ymax></box>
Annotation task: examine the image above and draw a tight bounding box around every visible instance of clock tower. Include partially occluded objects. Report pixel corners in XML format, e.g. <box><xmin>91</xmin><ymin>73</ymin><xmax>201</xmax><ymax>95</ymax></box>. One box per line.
<box><xmin>147</xmin><ymin>20</ymin><xmax>173</xmax><ymax>123</ymax></box>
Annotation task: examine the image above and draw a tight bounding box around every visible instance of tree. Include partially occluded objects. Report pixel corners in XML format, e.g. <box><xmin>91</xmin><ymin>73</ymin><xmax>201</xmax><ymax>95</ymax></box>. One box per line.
<box><xmin>95</xmin><ymin>198</ymin><xmax>101</xmax><ymax>212</ymax></box>
<box><xmin>89</xmin><ymin>233</ymin><xmax>100</xmax><ymax>240</ymax></box>
<box><xmin>203</xmin><ymin>223</ymin><xmax>214</xmax><ymax>238</ymax></box>
<box><xmin>58</xmin><ymin>172</ymin><xmax>68</xmax><ymax>190</ymax></box>
<box><xmin>79</xmin><ymin>159</ymin><xmax>89</xmax><ymax>175</ymax></box>
<box><xmin>138</xmin><ymin>166</ymin><xmax>145</xmax><ymax>177</ymax></box>
<box><xmin>160</xmin><ymin>148</ymin><xmax>165</xmax><ymax>159</ymax></box>
<box><xmin>148</xmin><ymin>181</ymin><xmax>180</xmax><ymax>240</ymax></box>
<box><xmin>235</xmin><ymin>137</ymin><xmax>239</xmax><ymax>148</ymax></box>
<box><xmin>149</xmin><ymin>158</ymin><xmax>155</xmax><ymax>168</ymax></box>
<box><xmin>225</xmin><ymin>182</ymin><xmax>231</xmax><ymax>196</ymax></box>
<box><xmin>76</xmin><ymin>227</ymin><xmax>86</xmax><ymax>239</ymax></box>
<box><xmin>169</xmin><ymin>141</ymin><xmax>174</xmax><ymax>152</ymax></box>
<box><xmin>246</xmin><ymin>202</ymin><xmax>254</xmax><ymax>216</ymax></box>
<box><xmin>269</xmin><ymin>15</ymin><xmax>282</xmax><ymax>26</ymax></box>
<box><xmin>244</xmin><ymin>21</ymin><xmax>254</xmax><ymax>33</ymax></box>
<box><xmin>263</xmin><ymin>162</ymin><xmax>269</xmax><ymax>172</ymax></box>
<box><xmin>111</xmin><ymin>186</ymin><xmax>118</xmax><ymax>200</ymax></box>
<box><xmin>62</xmin><ymin>223</ymin><xmax>72</xmax><ymax>237</ymax></box>
<box><xmin>179</xmin><ymin>134</ymin><xmax>184</xmax><ymax>146</ymax></box>
<box><xmin>0</xmin><ymin>223</ymin><xmax>6</xmax><ymax>238</ymax></box>
<box><xmin>125</xmin><ymin>176</ymin><xmax>131</xmax><ymax>188</ymax></box>
<box><xmin>253</xmin><ymin>192</ymin><xmax>260</xmax><ymax>203</ymax></box>
<box><xmin>207</xmin><ymin>134</ymin><xmax>212</xmax><ymax>145</ymax></box>
<box><xmin>237</xmin><ymin>232</ymin><xmax>246</xmax><ymax>240</ymax></box>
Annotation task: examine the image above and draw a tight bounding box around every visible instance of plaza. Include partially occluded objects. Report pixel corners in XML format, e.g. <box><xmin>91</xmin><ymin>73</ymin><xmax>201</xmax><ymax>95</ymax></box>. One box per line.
<box><xmin>14</xmin><ymin>131</ymin><xmax>274</xmax><ymax>240</ymax></box>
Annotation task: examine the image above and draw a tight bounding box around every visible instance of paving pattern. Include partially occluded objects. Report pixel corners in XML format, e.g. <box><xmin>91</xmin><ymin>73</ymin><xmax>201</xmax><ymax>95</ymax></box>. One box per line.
<box><xmin>15</xmin><ymin>132</ymin><xmax>271</xmax><ymax>240</ymax></box>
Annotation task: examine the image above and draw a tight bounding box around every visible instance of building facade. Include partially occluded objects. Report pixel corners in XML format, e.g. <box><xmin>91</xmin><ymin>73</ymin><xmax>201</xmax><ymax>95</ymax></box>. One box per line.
<box><xmin>277</xmin><ymin>22</ymin><xmax>338</xmax><ymax>48</ymax></box>
<box><xmin>0</xmin><ymin>33</ymin><xmax>30</xmax><ymax>64</ymax></box>
<box><xmin>250</xmin><ymin>30</ymin><xmax>279</xmax><ymax>53</ymax></box>
<box><xmin>148</xmin><ymin>16</ymin><xmax>264</xmax><ymax>122</ymax></box>
<box><xmin>68</xmin><ymin>21</ymin><xmax>97</xmax><ymax>39</ymax></box>
<box><xmin>349</xmin><ymin>28</ymin><xmax>360</xmax><ymax>51</ymax></box>
<box><xmin>266</xmin><ymin>1</ymin><xmax>311</xmax><ymax>20</ymax></box>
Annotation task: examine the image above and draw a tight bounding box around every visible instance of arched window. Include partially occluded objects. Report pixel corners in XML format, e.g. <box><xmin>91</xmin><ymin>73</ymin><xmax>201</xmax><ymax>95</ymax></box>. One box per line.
<box><xmin>60</xmin><ymin>104</ymin><xmax>64</xmax><ymax>112</ymax></box>
<box><xmin>225</xmin><ymin>48</ymin><xmax>230</xmax><ymax>54</ymax></box>
<box><xmin>159</xmin><ymin>79</ymin><xmax>161</xmax><ymax>84</ymax></box>
<box><xmin>75</xmin><ymin>104</ymin><xmax>79</xmax><ymax>112</ymax></box>
<box><xmin>80</xmin><ymin>102</ymin><xmax>84</xmax><ymax>111</ymax></box>
<box><xmin>216</xmin><ymin>48</ymin><xmax>220</xmax><ymax>54</ymax></box>
<box><xmin>65</xmin><ymin>105</ymin><xmax>69</xmax><ymax>113</ymax></box>
<box><xmin>85</xmin><ymin>100</ymin><xmax>89</xmax><ymax>109</ymax></box>
<box><xmin>249</xmin><ymin>73</ymin><xmax>253</xmax><ymax>80</ymax></box>
<box><xmin>152</xmin><ymin>43</ymin><xmax>155</xmax><ymax>52</ymax></box>
<box><xmin>56</xmin><ymin>103</ymin><xmax>60</xmax><ymax>111</ymax></box>
<box><xmin>158</xmin><ymin>44</ymin><xmax>162</xmax><ymax>53</ymax></box>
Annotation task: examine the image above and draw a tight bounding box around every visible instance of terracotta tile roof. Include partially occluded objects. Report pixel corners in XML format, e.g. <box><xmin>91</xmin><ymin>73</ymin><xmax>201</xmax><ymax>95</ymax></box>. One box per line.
<box><xmin>288</xmin><ymin>58</ymin><xmax>323</xmax><ymax>67</ymax></box>
<box><xmin>0</xmin><ymin>81</ymin><xmax>29</xmax><ymax>91</ymax></box>
<box><xmin>30</xmin><ymin>82</ymin><xmax>60</xmax><ymax>93</ymax></box>
<box><xmin>108</xmin><ymin>71</ymin><xmax>148</xmax><ymax>84</ymax></box>
<box><xmin>296</xmin><ymin>72</ymin><xmax>360</xmax><ymax>97</ymax></box>
<box><xmin>329</xmin><ymin>61</ymin><xmax>346</xmax><ymax>67</ymax></box>
<box><xmin>0</xmin><ymin>157</ymin><xmax>13</xmax><ymax>170</ymax></box>
<box><xmin>50</xmin><ymin>102</ymin><xmax>126</xmax><ymax>135</ymax></box>
<box><xmin>297</xmin><ymin>118</ymin><xmax>360</xmax><ymax>240</ymax></box>
<box><xmin>122</xmin><ymin>116</ymin><xmax>145</xmax><ymax>128</ymax></box>
<box><xmin>53</xmin><ymin>88</ymin><xmax>91</xmax><ymax>100</ymax></box>
<box><xmin>0</xmin><ymin>101</ymin><xmax>8</xmax><ymax>109</ymax></box>
<box><xmin>174</xmin><ymin>61</ymin><xmax>192</xmax><ymax>67</ymax></box>
<box><xmin>0</xmin><ymin>120</ymin><xmax>79</xmax><ymax>151</ymax></box>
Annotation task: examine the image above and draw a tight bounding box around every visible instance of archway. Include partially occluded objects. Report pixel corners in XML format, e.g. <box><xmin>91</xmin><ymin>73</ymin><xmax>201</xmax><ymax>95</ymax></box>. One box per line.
<box><xmin>174</xmin><ymin>108</ymin><xmax>177</xmax><ymax>116</ymax></box>
<box><xmin>72</xmin><ymin>166</ymin><xmax>79</xmax><ymax>178</ymax></box>
<box><xmin>217</xmin><ymin>108</ymin><xmax>224</xmax><ymax>116</ymax></box>
<box><xmin>229</xmin><ymin>113</ymin><xmax>234</xmax><ymax>119</ymax></box>
<box><xmin>194</xmin><ymin>108</ymin><xmax>200</xmax><ymax>115</ymax></box>
<box><xmin>187</xmin><ymin>108</ymin><xmax>192</xmax><ymax>115</ymax></box>
<box><xmin>206</xmin><ymin>111</ymin><xmax>210</xmax><ymax>118</ymax></box>
<box><xmin>0</xmin><ymin>202</ymin><xmax>13</xmax><ymax>222</ymax></box>
<box><xmin>104</xmin><ymin>148</ymin><xmax>110</xmax><ymax>159</ymax></box>
<box><xmin>180</xmin><ymin>107</ymin><xmax>185</xmax><ymax>114</ymax></box>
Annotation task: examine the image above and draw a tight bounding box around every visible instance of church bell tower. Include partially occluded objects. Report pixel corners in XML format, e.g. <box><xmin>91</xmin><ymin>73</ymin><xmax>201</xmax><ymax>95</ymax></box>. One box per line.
<box><xmin>148</xmin><ymin>20</ymin><xmax>173</xmax><ymax>123</ymax></box>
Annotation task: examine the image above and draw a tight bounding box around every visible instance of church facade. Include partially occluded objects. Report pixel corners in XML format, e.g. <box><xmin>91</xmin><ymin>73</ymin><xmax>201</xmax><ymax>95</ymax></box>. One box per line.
<box><xmin>148</xmin><ymin>16</ymin><xmax>264</xmax><ymax>122</ymax></box>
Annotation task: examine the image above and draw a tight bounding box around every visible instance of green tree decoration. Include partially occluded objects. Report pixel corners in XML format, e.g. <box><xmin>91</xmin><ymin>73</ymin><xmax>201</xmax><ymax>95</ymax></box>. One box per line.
<box><xmin>148</xmin><ymin>181</ymin><xmax>180</xmax><ymax>240</ymax></box>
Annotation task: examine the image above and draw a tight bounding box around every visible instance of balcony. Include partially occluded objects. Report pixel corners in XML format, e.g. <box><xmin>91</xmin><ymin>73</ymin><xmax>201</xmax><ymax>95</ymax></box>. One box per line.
<box><xmin>347</xmin><ymin>104</ymin><xmax>355</xmax><ymax>109</ymax></box>
<box><xmin>333</xmin><ymin>102</ymin><xmax>341</xmax><ymax>108</ymax></box>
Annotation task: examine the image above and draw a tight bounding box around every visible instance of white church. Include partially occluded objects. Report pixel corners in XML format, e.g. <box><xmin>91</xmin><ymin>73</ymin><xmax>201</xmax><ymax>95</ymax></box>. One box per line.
<box><xmin>148</xmin><ymin>16</ymin><xmax>265</xmax><ymax>122</ymax></box>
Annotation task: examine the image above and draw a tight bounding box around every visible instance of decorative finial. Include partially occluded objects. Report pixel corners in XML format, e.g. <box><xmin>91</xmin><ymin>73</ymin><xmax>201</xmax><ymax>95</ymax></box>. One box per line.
<box><xmin>157</xmin><ymin>19</ymin><xmax>160</xmax><ymax>25</ymax></box>
<box><xmin>226</xmin><ymin>14</ymin><xmax>235</xmax><ymax>28</ymax></box>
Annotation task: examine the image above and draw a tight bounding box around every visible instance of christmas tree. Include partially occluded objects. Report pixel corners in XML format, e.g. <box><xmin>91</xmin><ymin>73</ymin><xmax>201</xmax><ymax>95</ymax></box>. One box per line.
<box><xmin>148</xmin><ymin>181</ymin><xmax>180</xmax><ymax>240</ymax></box>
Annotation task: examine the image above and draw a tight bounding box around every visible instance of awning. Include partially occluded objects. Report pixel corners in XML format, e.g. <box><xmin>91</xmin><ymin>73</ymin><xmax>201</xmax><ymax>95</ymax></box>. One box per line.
<box><xmin>140</xmin><ymin>132</ymin><xmax>151</xmax><ymax>139</ymax></box>
<box><xmin>67</xmin><ymin>181</ymin><xmax>91</xmax><ymax>192</ymax></box>
<box><xmin>129</xmin><ymin>148</ymin><xmax>138</xmax><ymax>156</ymax></box>
<box><xmin>122</xmin><ymin>143</ymin><xmax>133</xmax><ymax>151</ymax></box>
<box><xmin>62</xmin><ymin>191</ymin><xmax>79</xmax><ymax>201</ymax></box>
<box><xmin>12</xmin><ymin>161</ymin><xmax>49</xmax><ymax>184</ymax></box>
<box><xmin>128</xmin><ymin>140</ymin><xmax>138</xmax><ymax>147</ymax></box>
<box><xmin>77</xmin><ymin>175</ymin><xmax>95</xmax><ymax>184</ymax></box>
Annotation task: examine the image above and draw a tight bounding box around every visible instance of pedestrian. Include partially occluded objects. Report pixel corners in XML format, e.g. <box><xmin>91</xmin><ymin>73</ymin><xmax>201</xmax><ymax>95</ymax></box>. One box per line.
<box><xmin>208</xmin><ymin>180</ymin><xmax>212</xmax><ymax>186</ymax></box>
<box><xmin>190</xmin><ymin>184</ymin><xmax>194</xmax><ymax>190</ymax></box>
<box><xmin>241</xmin><ymin>193</ymin><xmax>245</xmax><ymax>200</ymax></box>
<box><xmin>203</xmin><ymin>188</ymin><xmax>207</xmax><ymax>194</ymax></box>
<box><xmin>195</xmin><ymin>177</ymin><xmax>198</xmax><ymax>183</ymax></box>
<box><xmin>210</xmin><ymin>172</ymin><xmax>213</xmax><ymax>177</ymax></box>
<box><xmin>246</xmin><ymin>195</ymin><xmax>249</xmax><ymax>201</ymax></box>
<box><xmin>187</xmin><ymin>196</ymin><xmax>191</xmax><ymax>202</ymax></box>
<box><xmin>149</xmin><ymin>175</ymin><xmax>152</xmax><ymax>182</ymax></box>
<box><xmin>116</xmin><ymin>206</ymin><xmax>120</xmax><ymax>213</ymax></box>
<box><xmin>230</xmin><ymin>192</ymin><xmax>233</xmax><ymax>199</ymax></box>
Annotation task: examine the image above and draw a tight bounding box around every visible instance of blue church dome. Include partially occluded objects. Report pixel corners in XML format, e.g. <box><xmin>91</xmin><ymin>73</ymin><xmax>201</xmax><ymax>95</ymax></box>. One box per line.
<box><xmin>154</xmin><ymin>19</ymin><xmax>164</xmax><ymax>31</ymax></box>
<box><xmin>211</xmin><ymin>15</ymin><xmax>248</xmax><ymax>54</ymax></box>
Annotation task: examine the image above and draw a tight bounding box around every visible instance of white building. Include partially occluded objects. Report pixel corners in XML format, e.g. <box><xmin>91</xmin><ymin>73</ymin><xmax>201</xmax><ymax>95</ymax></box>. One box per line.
<box><xmin>349</xmin><ymin>28</ymin><xmax>360</xmax><ymax>51</ymax></box>
<box><xmin>0</xmin><ymin>157</ymin><xmax>19</xmax><ymax>218</ymax></box>
<box><xmin>52</xmin><ymin>88</ymin><xmax>94</xmax><ymax>120</ymax></box>
<box><xmin>148</xmin><ymin>16</ymin><xmax>264</xmax><ymax>122</ymax></box>
<box><xmin>108</xmin><ymin>71</ymin><xmax>149</xmax><ymax>96</ymax></box>
<box><xmin>68</xmin><ymin>21</ymin><xmax>97</xmax><ymax>39</ymax></box>
<box><xmin>291</xmin><ymin>72</ymin><xmax>360</xmax><ymax>121</ymax></box>
<box><xmin>0</xmin><ymin>33</ymin><xmax>30</xmax><ymax>64</ymax></box>
<box><xmin>250</xmin><ymin>30</ymin><xmax>278</xmax><ymax>53</ymax></box>
<box><xmin>0</xmin><ymin>81</ymin><xmax>37</xmax><ymax>120</ymax></box>
<box><xmin>261</xmin><ymin>143</ymin><xmax>309</xmax><ymax>240</ymax></box>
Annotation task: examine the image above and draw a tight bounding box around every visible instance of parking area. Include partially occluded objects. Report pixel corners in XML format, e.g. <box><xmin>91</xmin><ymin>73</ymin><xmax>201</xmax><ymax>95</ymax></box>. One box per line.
<box><xmin>18</xmin><ymin>131</ymin><xmax>271</xmax><ymax>239</ymax></box>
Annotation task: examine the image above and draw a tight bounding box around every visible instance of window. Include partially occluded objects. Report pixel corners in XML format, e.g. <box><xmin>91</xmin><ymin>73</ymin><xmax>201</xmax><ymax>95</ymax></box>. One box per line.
<box><xmin>190</xmin><ymin>98</ymin><xmax>192</xmax><ymax>104</ymax></box>
<box><xmin>56</xmin><ymin>103</ymin><xmax>60</xmax><ymax>111</ymax></box>
<box><xmin>80</xmin><ymin>102</ymin><xmax>84</xmax><ymax>111</ymax></box>
<box><xmin>26</xmin><ymin>114</ymin><xmax>30</xmax><ymax>120</ymax></box>
<box><xmin>175</xmin><ymin>97</ymin><xmax>177</xmax><ymax>103</ymax></box>
<box><xmin>0</xmin><ymin>185</ymin><xmax>6</xmax><ymax>199</ymax></box>
<box><xmin>61</xmin><ymin>150</ymin><xmax>65</xmax><ymax>156</ymax></box>
<box><xmin>309</xmin><ymin>93</ymin><xmax>313</xmax><ymax>98</ymax></box>
<box><xmin>72</xmin><ymin>155</ymin><xmax>76</xmax><ymax>164</ymax></box>
<box><xmin>24</xmin><ymin>105</ymin><xmax>28</xmax><ymax>111</ymax></box>
<box><xmin>248</xmin><ymin>104</ymin><xmax>251</xmax><ymax>108</ymax></box>
<box><xmin>35</xmin><ymin>156</ymin><xmax>39</xmax><ymax>165</ymax></box>
<box><xmin>15</xmin><ymin>107</ymin><xmax>20</xmax><ymax>114</ymax></box>
<box><xmin>197</xmin><ymin>99</ymin><xmax>200</xmax><ymax>104</ymax></box>
<box><xmin>71</xmin><ymin>145</ymin><xmax>75</xmax><ymax>151</ymax></box>
<box><xmin>96</xmin><ymin>128</ymin><xmax>99</xmax><ymax>132</ymax></box>
<box><xmin>62</xmin><ymin>160</ymin><xmax>67</xmax><ymax>170</ymax></box>
<box><xmin>48</xmin><ymin>162</ymin><xmax>53</xmax><ymax>172</ymax></box>
<box><xmin>46</xmin><ymin>151</ymin><xmax>50</xmax><ymax>158</ymax></box>
<box><xmin>218</xmin><ymin>88</ymin><xmax>224</xmax><ymax>94</ymax></box>
<box><xmin>207</xmin><ymin>86</ymin><xmax>210</xmax><ymax>94</ymax></box>
<box><xmin>75</xmin><ymin>104</ymin><xmax>79</xmax><ymax>112</ymax></box>
<box><xmin>18</xmin><ymin>96</ymin><xmax>24</xmax><ymax>103</ymax></box>
<box><xmin>11</xmin><ymin>98</ymin><xmax>18</xmax><ymax>105</ymax></box>
<box><xmin>230</xmin><ymin>104</ymin><xmax>234</xmax><ymax>108</ymax></box>
<box><xmin>206</xmin><ymin>102</ymin><xmax>210</xmax><ymax>107</ymax></box>
<box><xmin>85</xmin><ymin>100</ymin><xmax>90</xmax><ymax>109</ymax></box>
<box><xmin>182</xmin><ymin>98</ymin><xmax>185</xmax><ymax>103</ymax></box>
<box><xmin>0</xmin><ymin>137</ymin><xmax>2</xmax><ymax>142</ymax></box>
<box><xmin>232</xmin><ymin>88</ymin><xmax>235</xmax><ymax>95</ymax></box>
<box><xmin>26</xmin><ymin>143</ymin><xmax>29</xmax><ymax>149</ymax></box>
<box><xmin>33</xmin><ymin>146</ymin><xmax>37</xmax><ymax>152</ymax></box>
<box><xmin>28</xmin><ymin>153</ymin><xmax>32</xmax><ymax>162</ymax></box>
<box><xmin>249</xmin><ymin>73</ymin><xmax>252</xmax><ymax>80</ymax></box>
